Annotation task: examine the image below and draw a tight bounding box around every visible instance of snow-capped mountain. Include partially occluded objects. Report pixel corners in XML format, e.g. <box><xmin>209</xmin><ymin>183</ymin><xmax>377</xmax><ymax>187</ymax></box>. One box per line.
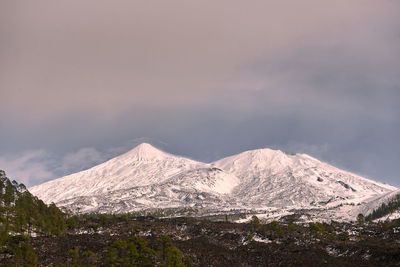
<box><xmin>30</xmin><ymin>143</ymin><xmax>204</xmax><ymax>204</ymax></box>
<box><xmin>29</xmin><ymin>143</ymin><xmax>397</xmax><ymax>221</ymax></box>
<box><xmin>213</xmin><ymin>149</ymin><xmax>394</xmax><ymax>207</ymax></box>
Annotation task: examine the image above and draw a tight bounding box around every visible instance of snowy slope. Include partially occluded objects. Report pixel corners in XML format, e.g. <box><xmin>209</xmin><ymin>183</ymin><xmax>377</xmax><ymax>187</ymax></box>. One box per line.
<box><xmin>352</xmin><ymin>189</ymin><xmax>400</xmax><ymax>221</ymax></box>
<box><xmin>29</xmin><ymin>143</ymin><xmax>205</xmax><ymax>203</ymax></box>
<box><xmin>29</xmin><ymin>143</ymin><xmax>397</xmax><ymax>221</ymax></box>
<box><xmin>213</xmin><ymin>149</ymin><xmax>395</xmax><ymax>208</ymax></box>
<box><xmin>55</xmin><ymin>168</ymin><xmax>239</xmax><ymax>214</ymax></box>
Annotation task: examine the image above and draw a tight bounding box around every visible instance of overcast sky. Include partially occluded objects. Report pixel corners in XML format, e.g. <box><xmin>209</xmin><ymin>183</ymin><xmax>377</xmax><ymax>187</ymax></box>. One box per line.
<box><xmin>1</xmin><ymin>0</ymin><xmax>399</xmax><ymax>187</ymax></box>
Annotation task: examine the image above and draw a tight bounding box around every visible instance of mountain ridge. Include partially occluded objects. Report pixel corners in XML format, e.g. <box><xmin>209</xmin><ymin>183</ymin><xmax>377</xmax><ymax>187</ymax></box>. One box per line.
<box><xmin>29</xmin><ymin>143</ymin><xmax>397</xmax><ymax>221</ymax></box>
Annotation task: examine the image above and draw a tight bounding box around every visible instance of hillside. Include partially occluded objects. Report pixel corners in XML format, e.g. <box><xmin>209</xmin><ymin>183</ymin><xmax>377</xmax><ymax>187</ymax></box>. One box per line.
<box><xmin>0</xmin><ymin>170</ymin><xmax>67</xmax><ymax>265</ymax></box>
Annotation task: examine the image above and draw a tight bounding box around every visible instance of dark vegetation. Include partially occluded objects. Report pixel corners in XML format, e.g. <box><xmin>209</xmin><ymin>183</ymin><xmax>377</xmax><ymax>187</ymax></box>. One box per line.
<box><xmin>366</xmin><ymin>194</ymin><xmax>400</xmax><ymax>221</ymax></box>
<box><xmin>0</xmin><ymin>170</ymin><xmax>66</xmax><ymax>266</ymax></box>
<box><xmin>2</xmin><ymin>170</ymin><xmax>400</xmax><ymax>266</ymax></box>
<box><xmin>30</xmin><ymin>214</ymin><xmax>400</xmax><ymax>266</ymax></box>
<box><xmin>0</xmin><ymin>170</ymin><xmax>66</xmax><ymax>237</ymax></box>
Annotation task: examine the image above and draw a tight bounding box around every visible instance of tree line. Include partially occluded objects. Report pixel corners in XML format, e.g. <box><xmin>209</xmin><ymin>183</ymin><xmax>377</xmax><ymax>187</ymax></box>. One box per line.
<box><xmin>0</xmin><ymin>170</ymin><xmax>193</xmax><ymax>266</ymax></box>
<box><xmin>0</xmin><ymin>170</ymin><xmax>68</xmax><ymax>265</ymax></box>
<box><xmin>366</xmin><ymin>193</ymin><xmax>400</xmax><ymax>221</ymax></box>
<box><xmin>56</xmin><ymin>235</ymin><xmax>192</xmax><ymax>267</ymax></box>
<box><xmin>0</xmin><ymin>170</ymin><xmax>66</xmax><ymax>237</ymax></box>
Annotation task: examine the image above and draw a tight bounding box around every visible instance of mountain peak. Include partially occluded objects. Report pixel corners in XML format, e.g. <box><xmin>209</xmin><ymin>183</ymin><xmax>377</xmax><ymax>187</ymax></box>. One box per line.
<box><xmin>213</xmin><ymin>147</ymin><xmax>327</xmax><ymax>176</ymax></box>
<box><xmin>124</xmin><ymin>143</ymin><xmax>168</xmax><ymax>160</ymax></box>
<box><xmin>243</xmin><ymin>147</ymin><xmax>285</xmax><ymax>156</ymax></box>
<box><xmin>232</xmin><ymin>147</ymin><xmax>289</xmax><ymax>162</ymax></box>
<box><xmin>134</xmin><ymin>142</ymin><xmax>159</xmax><ymax>150</ymax></box>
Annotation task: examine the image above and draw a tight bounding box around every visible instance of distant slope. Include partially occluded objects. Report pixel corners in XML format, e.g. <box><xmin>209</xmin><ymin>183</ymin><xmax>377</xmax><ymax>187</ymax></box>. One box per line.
<box><xmin>356</xmin><ymin>189</ymin><xmax>400</xmax><ymax>221</ymax></box>
<box><xmin>29</xmin><ymin>143</ymin><xmax>397</xmax><ymax>221</ymax></box>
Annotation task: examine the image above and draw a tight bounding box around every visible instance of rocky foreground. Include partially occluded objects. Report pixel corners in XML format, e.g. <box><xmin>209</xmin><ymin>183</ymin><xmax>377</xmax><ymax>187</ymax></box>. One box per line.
<box><xmin>27</xmin><ymin>215</ymin><xmax>400</xmax><ymax>266</ymax></box>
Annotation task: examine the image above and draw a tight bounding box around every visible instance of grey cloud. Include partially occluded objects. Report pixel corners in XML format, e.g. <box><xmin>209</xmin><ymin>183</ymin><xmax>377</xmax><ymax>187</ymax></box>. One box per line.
<box><xmin>58</xmin><ymin>147</ymin><xmax>106</xmax><ymax>174</ymax></box>
<box><xmin>0</xmin><ymin>0</ymin><xmax>399</xmax><ymax>187</ymax></box>
<box><xmin>1</xmin><ymin>146</ymin><xmax>118</xmax><ymax>187</ymax></box>
<box><xmin>0</xmin><ymin>150</ymin><xmax>55</xmax><ymax>186</ymax></box>
<box><xmin>1</xmin><ymin>0</ymin><xmax>398</xmax><ymax>119</ymax></box>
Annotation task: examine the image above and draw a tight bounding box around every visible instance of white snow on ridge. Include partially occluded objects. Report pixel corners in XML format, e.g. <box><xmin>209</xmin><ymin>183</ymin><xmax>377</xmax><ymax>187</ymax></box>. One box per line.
<box><xmin>29</xmin><ymin>143</ymin><xmax>398</xmax><ymax>221</ymax></box>
<box><xmin>29</xmin><ymin>143</ymin><xmax>205</xmax><ymax>203</ymax></box>
<box><xmin>214</xmin><ymin>148</ymin><xmax>396</xmax><ymax>209</ymax></box>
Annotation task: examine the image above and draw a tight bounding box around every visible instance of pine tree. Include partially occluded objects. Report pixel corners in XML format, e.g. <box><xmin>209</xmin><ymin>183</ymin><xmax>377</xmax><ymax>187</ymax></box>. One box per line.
<box><xmin>250</xmin><ymin>215</ymin><xmax>261</xmax><ymax>231</ymax></box>
<box><xmin>357</xmin><ymin>213</ymin><xmax>365</xmax><ymax>226</ymax></box>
